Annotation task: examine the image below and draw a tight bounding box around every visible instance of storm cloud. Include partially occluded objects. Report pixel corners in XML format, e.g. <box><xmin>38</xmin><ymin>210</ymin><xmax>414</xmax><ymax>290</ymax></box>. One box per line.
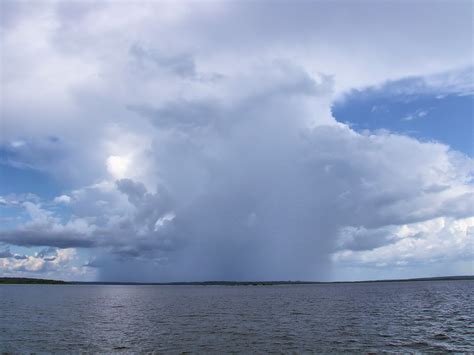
<box><xmin>1</xmin><ymin>0</ymin><xmax>473</xmax><ymax>281</ymax></box>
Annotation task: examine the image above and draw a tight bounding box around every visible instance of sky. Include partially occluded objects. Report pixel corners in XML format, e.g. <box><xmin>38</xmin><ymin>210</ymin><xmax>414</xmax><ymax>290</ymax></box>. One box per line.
<box><xmin>0</xmin><ymin>0</ymin><xmax>473</xmax><ymax>282</ymax></box>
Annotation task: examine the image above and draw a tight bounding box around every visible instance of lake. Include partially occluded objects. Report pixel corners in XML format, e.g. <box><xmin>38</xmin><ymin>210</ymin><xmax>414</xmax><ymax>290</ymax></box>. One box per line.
<box><xmin>0</xmin><ymin>281</ymin><xmax>472</xmax><ymax>352</ymax></box>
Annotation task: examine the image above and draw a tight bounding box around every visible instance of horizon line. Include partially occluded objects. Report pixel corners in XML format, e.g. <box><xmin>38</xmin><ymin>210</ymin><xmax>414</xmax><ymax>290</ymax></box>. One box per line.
<box><xmin>1</xmin><ymin>274</ymin><xmax>473</xmax><ymax>285</ymax></box>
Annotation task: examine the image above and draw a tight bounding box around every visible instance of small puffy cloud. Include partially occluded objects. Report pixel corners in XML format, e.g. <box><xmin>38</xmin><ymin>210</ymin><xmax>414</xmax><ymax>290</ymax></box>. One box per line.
<box><xmin>154</xmin><ymin>212</ymin><xmax>175</xmax><ymax>231</ymax></box>
<box><xmin>0</xmin><ymin>247</ymin><xmax>78</xmax><ymax>274</ymax></box>
<box><xmin>53</xmin><ymin>194</ymin><xmax>71</xmax><ymax>204</ymax></box>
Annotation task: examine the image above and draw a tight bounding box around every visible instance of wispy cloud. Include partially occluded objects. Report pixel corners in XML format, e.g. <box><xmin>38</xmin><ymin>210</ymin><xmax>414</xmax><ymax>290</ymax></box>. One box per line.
<box><xmin>402</xmin><ymin>109</ymin><xmax>429</xmax><ymax>121</ymax></box>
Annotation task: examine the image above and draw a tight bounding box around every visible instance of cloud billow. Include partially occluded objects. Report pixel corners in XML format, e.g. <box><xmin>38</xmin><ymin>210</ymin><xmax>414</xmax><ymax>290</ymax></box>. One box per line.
<box><xmin>3</xmin><ymin>65</ymin><xmax>472</xmax><ymax>281</ymax></box>
<box><xmin>0</xmin><ymin>1</ymin><xmax>472</xmax><ymax>281</ymax></box>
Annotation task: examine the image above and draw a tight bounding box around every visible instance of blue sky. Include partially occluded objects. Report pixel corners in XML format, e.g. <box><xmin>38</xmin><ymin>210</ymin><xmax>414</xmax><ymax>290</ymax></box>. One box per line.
<box><xmin>1</xmin><ymin>0</ymin><xmax>473</xmax><ymax>282</ymax></box>
<box><xmin>333</xmin><ymin>75</ymin><xmax>473</xmax><ymax>157</ymax></box>
<box><xmin>0</xmin><ymin>162</ymin><xmax>62</xmax><ymax>198</ymax></box>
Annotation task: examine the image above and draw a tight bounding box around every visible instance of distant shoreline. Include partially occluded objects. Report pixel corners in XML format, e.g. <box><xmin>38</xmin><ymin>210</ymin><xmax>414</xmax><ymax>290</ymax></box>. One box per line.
<box><xmin>1</xmin><ymin>275</ymin><xmax>473</xmax><ymax>285</ymax></box>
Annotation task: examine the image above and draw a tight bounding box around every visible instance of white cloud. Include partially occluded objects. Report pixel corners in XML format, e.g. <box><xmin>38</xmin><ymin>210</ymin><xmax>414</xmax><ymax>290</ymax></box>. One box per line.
<box><xmin>1</xmin><ymin>104</ymin><xmax>472</xmax><ymax>280</ymax></box>
<box><xmin>106</xmin><ymin>155</ymin><xmax>131</xmax><ymax>179</ymax></box>
<box><xmin>2</xmin><ymin>1</ymin><xmax>472</xmax><ymax>142</ymax></box>
<box><xmin>54</xmin><ymin>194</ymin><xmax>71</xmax><ymax>204</ymax></box>
<box><xmin>402</xmin><ymin>109</ymin><xmax>429</xmax><ymax>121</ymax></box>
<box><xmin>154</xmin><ymin>212</ymin><xmax>175</xmax><ymax>231</ymax></box>
<box><xmin>1</xmin><ymin>1</ymin><xmax>472</xmax><ymax>281</ymax></box>
<box><xmin>0</xmin><ymin>247</ymin><xmax>81</xmax><ymax>275</ymax></box>
<box><xmin>332</xmin><ymin>216</ymin><xmax>474</xmax><ymax>269</ymax></box>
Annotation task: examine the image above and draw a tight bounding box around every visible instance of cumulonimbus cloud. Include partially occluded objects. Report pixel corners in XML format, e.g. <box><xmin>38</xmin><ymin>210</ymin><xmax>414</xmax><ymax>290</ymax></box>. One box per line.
<box><xmin>0</xmin><ymin>1</ymin><xmax>472</xmax><ymax>281</ymax></box>
<box><xmin>1</xmin><ymin>62</ymin><xmax>473</xmax><ymax>281</ymax></box>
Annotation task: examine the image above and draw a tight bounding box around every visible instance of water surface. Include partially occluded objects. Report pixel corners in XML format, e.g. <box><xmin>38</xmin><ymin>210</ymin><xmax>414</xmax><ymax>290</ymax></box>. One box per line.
<box><xmin>0</xmin><ymin>280</ymin><xmax>472</xmax><ymax>352</ymax></box>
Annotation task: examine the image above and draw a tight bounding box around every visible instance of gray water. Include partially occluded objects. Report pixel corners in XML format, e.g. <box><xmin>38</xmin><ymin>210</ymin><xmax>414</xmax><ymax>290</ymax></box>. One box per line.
<box><xmin>0</xmin><ymin>281</ymin><xmax>472</xmax><ymax>352</ymax></box>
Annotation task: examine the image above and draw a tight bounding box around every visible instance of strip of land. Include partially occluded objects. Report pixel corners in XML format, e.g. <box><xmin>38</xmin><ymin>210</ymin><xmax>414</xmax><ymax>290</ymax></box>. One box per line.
<box><xmin>0</xmin><ymin>277</ymin><xmax>67</xmax><ymax>284</ymax></box>
<box><xmin>0</xmin><ymin>275</ymin><xmax>473</xmax><ymax>285</ymax></box>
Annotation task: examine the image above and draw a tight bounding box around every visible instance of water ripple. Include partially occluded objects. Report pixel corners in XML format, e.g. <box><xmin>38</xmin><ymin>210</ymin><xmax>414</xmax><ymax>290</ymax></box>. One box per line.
<box><xmin>0</xmin><ymin>280</ymin><xmax>472</xmax><ymax>352</ymax></box>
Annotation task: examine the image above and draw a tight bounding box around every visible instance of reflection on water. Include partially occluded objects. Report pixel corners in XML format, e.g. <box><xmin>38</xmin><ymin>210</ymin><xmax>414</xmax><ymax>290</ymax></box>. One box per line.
<box><xmin>0</xmin><ymin>281</ymin><xmax>472</xmax><ymax>352</ymax></box>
